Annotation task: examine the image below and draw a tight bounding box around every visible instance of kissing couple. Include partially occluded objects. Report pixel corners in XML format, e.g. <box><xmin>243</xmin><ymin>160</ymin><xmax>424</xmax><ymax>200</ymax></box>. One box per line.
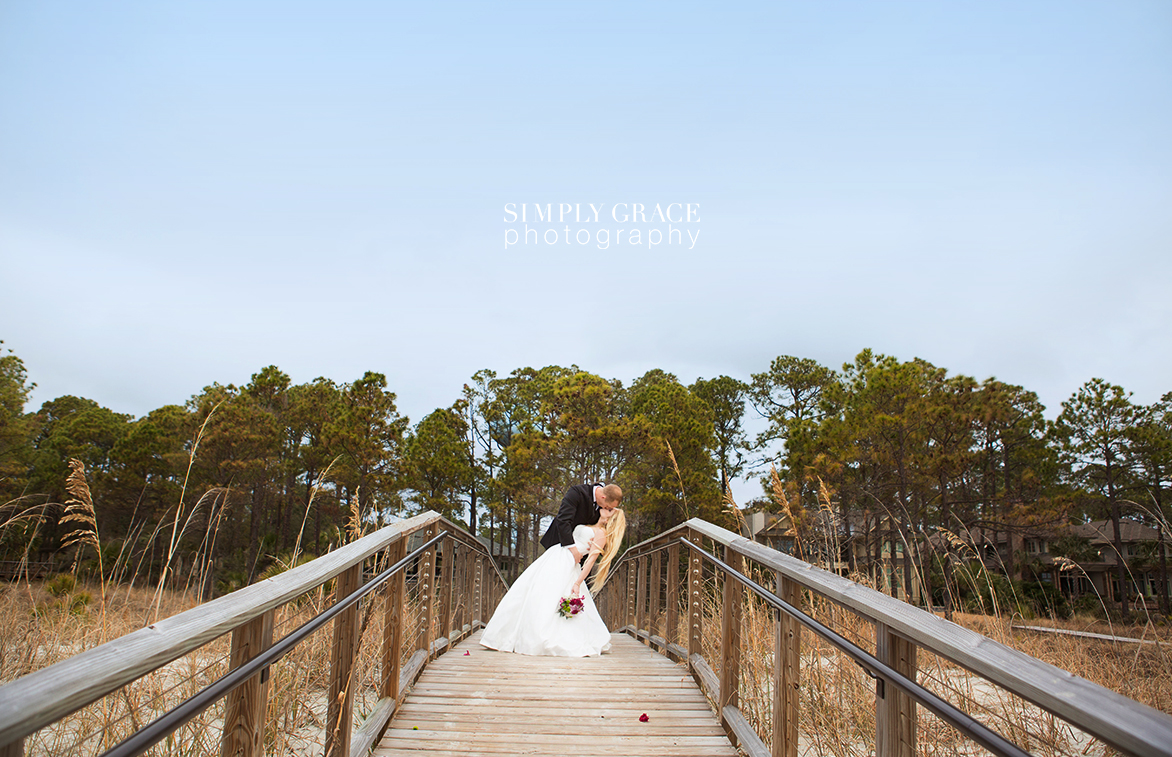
<box><xmin>479</xmin><ymin>482</ymin><xmax>627</xmax><ymax>657</ymax></box>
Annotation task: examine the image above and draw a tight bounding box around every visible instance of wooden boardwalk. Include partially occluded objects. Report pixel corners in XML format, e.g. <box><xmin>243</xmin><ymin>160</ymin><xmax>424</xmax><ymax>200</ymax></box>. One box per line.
<box><xmin>374</xmin><ymin>630</ymin><xmax>738</xmax><ymax>757</ymax></box>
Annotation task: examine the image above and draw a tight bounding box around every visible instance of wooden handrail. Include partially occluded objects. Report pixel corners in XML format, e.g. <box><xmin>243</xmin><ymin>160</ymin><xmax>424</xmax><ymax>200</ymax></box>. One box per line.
<box><xmin>600</xmin><ymin>518</ymin><xmax>1172</xmax><ymax>757</ymax></box>
<box><xmin>0</xmin><ymin>511</ymin><xmax>508</xmax><ymax>757</ymax></box>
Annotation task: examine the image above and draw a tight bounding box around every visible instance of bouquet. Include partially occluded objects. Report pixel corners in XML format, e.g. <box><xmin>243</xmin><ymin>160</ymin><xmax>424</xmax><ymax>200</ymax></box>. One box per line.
<box><xmin>558</xmin><ymin>595</ymin><xmax>585</xmax><ymax>618</ymax></box>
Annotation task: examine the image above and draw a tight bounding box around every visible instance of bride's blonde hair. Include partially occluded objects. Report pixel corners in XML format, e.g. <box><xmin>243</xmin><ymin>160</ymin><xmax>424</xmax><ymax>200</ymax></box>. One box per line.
<box><xmin>589</xmin><ymin>509</ymin><xmax>627</xmax><ymax>592</ymax></box>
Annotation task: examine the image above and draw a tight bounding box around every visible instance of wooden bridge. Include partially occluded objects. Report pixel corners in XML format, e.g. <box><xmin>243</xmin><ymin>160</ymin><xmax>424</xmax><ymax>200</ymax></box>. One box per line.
<box><xmin>376</xmin><ymin>630</ymin><xmax>733</xmax><ymax>757</ymax></box>
<box><xmin>1</xmin><ymin>512</ymin><xmax>1171</xmax><ymax>757</ymax></box>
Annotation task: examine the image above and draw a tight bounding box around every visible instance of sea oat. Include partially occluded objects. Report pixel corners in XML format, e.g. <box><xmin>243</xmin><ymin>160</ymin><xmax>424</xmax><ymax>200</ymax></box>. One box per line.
<box><xmin>61</xmin><ymin>459</ymin><xmax>106</xmax><ymax>631</ymax></box>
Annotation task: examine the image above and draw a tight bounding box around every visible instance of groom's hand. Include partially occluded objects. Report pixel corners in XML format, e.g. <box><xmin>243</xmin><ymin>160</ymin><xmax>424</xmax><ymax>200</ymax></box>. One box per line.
<box><xmin>569</xmin><ymin>546</ymin><xmax>582</xmax><ymax>563</ymax></box>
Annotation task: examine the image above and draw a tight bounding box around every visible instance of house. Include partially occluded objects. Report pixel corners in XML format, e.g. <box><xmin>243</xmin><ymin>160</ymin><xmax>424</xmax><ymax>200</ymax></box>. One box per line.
<box><xmin>943</xmin><ymin>519</ymin><xmax>1168</xmax><ymax>607</ymax></box>
<box><xmin>742</xmin><ymin>510</ymin><xmax>1170</xmax><ymax>611</ymax></box>
<box><xmin>744</xmin><ymin>510</ymin><xmax>925</xmax><ymax>604</ymax></box>
<box><xmin>742</xmin><ymin>511</ymin><xmax>795</xmax><ymax>555</ymax></box>
<box><xmin>476</xmin><ymin>534</ymin><xmax>523</xmax><ymax>579</ymax></box>
<box><xmin>1025</xmin><ymin>520</ymin><xmax>1170</xmax><ymax>607</ymax></box>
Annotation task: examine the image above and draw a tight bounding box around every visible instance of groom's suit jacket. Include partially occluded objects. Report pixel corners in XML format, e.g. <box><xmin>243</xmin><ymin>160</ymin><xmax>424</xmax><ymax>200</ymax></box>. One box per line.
<box><xmin>540</xmin><ymin>482</ymin><xmax>602</xmax><ymax>551</ymax></box>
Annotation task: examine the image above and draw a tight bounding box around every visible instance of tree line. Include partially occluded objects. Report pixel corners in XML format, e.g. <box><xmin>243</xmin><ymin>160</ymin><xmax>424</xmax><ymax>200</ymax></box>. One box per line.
<box><xmin>753</xmin><ymin>352</ymin><xmax>1170</xmax><ymax>617</ymax></box>
<box><xmin>0</xmin><ymin>339</ymin><xmax>1168</xmax><ymax>613</ymax></box>
<box><xmin>0</xmin><ymin>346</ymin><xmax>734</xmax><ymax>592</ymax></box>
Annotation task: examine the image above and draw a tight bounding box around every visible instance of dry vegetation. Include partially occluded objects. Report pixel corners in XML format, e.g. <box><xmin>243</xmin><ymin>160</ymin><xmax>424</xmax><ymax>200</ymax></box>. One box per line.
<box><xmin>3</xmin><ymin>536</ymin><xmax>1169</xmax><ymax>757</ymax></box>
<box><xmin>2</xmin><ymin>456</ymin><xmax>1167</xmax><ymax>756</ymax></box>
<box><xmin>2</xmin><ymin>447</ymin><xmax>391</xmax><ymax>755</ymax></box>
<box><xmin>1</xmin><ymin>579</ymin><xmax>223</xmax><ymax>754</ymax></box>
<box><xmin>0</xmin><ymin>453</ymin><xmax>487</xmax><ymax>756</ymax></box>
<box><xmin>663</xmin><ymin>547</ymin><xmax>1172</xmax><ymax>757</ymax></box>
<box><xmin>953</xmin><ymin>611</ymin><xmax>1172</xmax><ymax>715</ymax></box>
<box><xmin>0</xmin><ymin>548</ymin><xmax>438</xmax><ymax>756</ymax></box>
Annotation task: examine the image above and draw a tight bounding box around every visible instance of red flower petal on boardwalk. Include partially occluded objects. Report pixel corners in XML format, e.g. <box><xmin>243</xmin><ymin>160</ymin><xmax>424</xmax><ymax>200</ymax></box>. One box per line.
<box><xmin>639</xmin><ymin>713</ymin><xmax>649</xmax><ymax>722</ymax></box>
<box><xmin>463</xmin><ymin>651</ymin><xmax>470</xmax><ymax>656</ymax></box>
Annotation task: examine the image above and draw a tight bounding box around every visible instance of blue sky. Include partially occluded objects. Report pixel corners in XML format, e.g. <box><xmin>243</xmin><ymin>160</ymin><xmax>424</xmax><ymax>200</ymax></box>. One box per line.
<box><xmin>2</xmin><ymin>1</ymin><xmax>1170</xmax><ymax>499</ymax></box>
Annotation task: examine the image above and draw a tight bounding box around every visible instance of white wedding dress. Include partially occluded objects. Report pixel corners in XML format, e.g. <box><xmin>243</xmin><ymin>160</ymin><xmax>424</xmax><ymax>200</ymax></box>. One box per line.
<box><xmin>479</xmin><ymin>524</ymin><xmax>613</xmax><ymax>657</ymax></box>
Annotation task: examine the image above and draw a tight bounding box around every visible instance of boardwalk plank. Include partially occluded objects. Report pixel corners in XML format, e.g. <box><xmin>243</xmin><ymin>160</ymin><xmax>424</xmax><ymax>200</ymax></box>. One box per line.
<box><xmin>399</xmin><ymin>698</ymin><xmax>714</xmax><ymax>712</ymax></box>
<box><xmin>396</xmin><ymin>703</ymin><xmax>719</xmax><ymax>718</ymax></box>
<box><xmin>375</xmin><ymin>631</ymin><xmax>737</xmax><ymax>757</ymax></box>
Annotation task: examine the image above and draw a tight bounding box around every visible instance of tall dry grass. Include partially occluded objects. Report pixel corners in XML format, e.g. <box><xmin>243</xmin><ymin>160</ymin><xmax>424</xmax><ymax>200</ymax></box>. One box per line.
<box><xmin>0</xmin><ymin>542</ymin><xmax>445</xmax><ymax>756</ymax></box>
<box><xmin>626</xmin><ymin>482</ymin><xmax>1172</xmax><ymax>757</ymax></box>
<box><xmin>0</xmin><ymin>579</ymin><xmax>218</xmax><ymax>754</ymax></box>
<box><xmin>0</xmin><ymin>447</ymin><xmax>461</xmax><ymax>756</ymax></box>
<box><xmin>642</xmin><ymin>544</ymin><xmax>1170</xmax><ymax>757</ymax></box>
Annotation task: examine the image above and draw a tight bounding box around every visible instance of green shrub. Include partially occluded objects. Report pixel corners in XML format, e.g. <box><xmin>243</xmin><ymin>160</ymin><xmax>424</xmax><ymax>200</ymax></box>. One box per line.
<box><xmin>955</xmin><ymin>564</ymin><xmax>1019</xmax><ymax>616</ymax></box>
<box><xmin>215</xmin><ymin>570</ymin><xmax>247</xmax><ymax>597</ymax></box>
<box><xmin>257</xmin><ymin>552</ymin><xmax>315</xmax><ymax>582</ymax></box>
<box><xmin>69</xmin><ymin>592</ymin><xmax>92</xmax><ymax>614</ymax></box>
<box><xmin>45</xmin><ymin>573</ymin><xmax>76</xmax><ymax>597</ymax></box>
<box><xmin>1021</xmin><ymin>580</ymin><xmax>1069</xmax><ymax>617</ymax></box>
<box><xmin>1071</xmin><ymin>594</ymin><xmax>1106</xmax><ymax>618</ymax></box>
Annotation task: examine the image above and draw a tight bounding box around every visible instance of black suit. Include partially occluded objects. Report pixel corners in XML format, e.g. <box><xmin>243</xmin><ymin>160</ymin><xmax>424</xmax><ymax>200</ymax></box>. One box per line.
<box><xmin>540</xmin><ymin>482</ymin><xmax>602</xmax><ymax>550</ymax></box>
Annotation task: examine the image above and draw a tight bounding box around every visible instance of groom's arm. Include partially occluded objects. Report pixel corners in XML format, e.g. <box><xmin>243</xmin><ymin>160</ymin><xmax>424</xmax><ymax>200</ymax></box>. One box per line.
<box><xmin>550</xmin><ymin>485</ymin><xmax>585</xmax><ymax>559</ymax></box>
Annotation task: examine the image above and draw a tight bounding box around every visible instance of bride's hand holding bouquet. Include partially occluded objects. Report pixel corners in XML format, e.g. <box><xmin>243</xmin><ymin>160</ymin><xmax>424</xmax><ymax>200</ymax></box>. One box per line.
<box><xmin>558</xmin><ymin>594</ymin><xmax>585</xmax><ymax>618</ymax></box>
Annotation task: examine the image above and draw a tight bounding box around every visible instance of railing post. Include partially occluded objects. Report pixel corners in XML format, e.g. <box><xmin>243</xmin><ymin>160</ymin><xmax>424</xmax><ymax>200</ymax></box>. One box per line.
<box><xmin>773</xmin><ymin>573</ymin><xmax>799</xmax><ymax>757</ymax></box>
<box><xmin>480</xmin><ymin>555</ymin><xmax>488</xmax><ymax>623</ymax></box>
<box><xmin>616</xmin><ymin>561</ymin><xmax>623</xmax><ymax>627</ymax></box>
<box><xmin>635</xmin><ymin>555</ymin><xmax>648</xmax><ymax>642</ymax></box>
<box><xmin>876</xmin><ymin>623</ymin><xmax>917</xmax><ymax>757</ymax></box>
<box><xmin>464</xmin><ymin>545</ymin><xmax>473</xmax><ymax>630</ymax></box>
<box><xmin>459</xmin><ymin>543</ymin><xmax>470</xmax><ymax>632</ymax></box>
<box><xmin>0</xmin><ymin>739</ymin><xmax>21</xmax><ymax>756</ymax></box>
<box><xmin>484</xmin><ymin>561</ymin><xmax>494</xmax><ymax>621</ymax></box>
<box><xmin>666</xmin><ymin>543</ymin><xmax>680</xmax><ymax>652</ymax></box>
<box><xmin>626</xmin><ymin>561</ymin><xmax>637</xmax><ymax>630</ymax></box>
<box><xmin>440</xmin><ymin>537</ymin><xmax>454</xmax><ymax>647</ymax></box>
<box><xmin>381</xmin><ymin>536</ymin><xmax>407</xmax><ymax>702</ymax></box>
<box><xmin>650</xmin><ymin>549</ymin><xmax>662</xmax><ymax>642</ymax></box>
<box><xmin>484</xmin><ymin>567</ymin><xmax>492</xmax><ymax>622</ymax></box>
<box><xmin>220</xmin><ymin>609</ymin><xmax>274</xmax><ymax>757</ymax></box>
<box><xmin>688</xmin><ymin>535</ymin><xmax>703</xmax><ymax>659</ymax></box>
<box><xmin>325</xmin><ymin>563</ymin><xmax>362</xmax><ymax>757</ymax></box>
<box><xmin>473</xmin><ymin>554</ymin><xmax>483</xmax><ymax>626</ymax></box>
<box><xmin>719</xmin><ymin>545</ymin><xmax>742</xmax><ymax>735</ymax></box>
<box><xmin>491</xmin><ymin>566</ymin><xmax>501</xmax><ymax>617</ymax></box>
<box><xmin>418</xmin><ymin>524</ymin><xmax>438</xmax><ymax>660</ymax></box>
<box><xmin>454</xmin><ymin>542</ymin><xmax>464</xmax><ymax>634</ymax></box>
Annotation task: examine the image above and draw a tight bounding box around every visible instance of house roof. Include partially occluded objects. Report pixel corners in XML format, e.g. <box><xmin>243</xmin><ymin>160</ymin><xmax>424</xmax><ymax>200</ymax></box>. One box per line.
<box><xmin>755</xmin><ymin>519</ymin><xmax>794</xmax><ymax>538</ymax></box>
<box><xmin>1069</xmin><ymin>519</ymin><xmax>1160</xmax><ymax>545</ymax></box>
<box><xmin>925</xmin><ymin>526</ymin><xmax>996</xmax><ymax>551</ymax></box>
<box><xmin>476</xmin><ymin>534</ymin><xmax>520</xmax><ymax>557</ymax></box>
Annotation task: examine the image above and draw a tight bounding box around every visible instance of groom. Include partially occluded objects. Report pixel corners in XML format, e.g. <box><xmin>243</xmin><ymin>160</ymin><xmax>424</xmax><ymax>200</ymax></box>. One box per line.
<box><xmin>540</xmin><ymin>482</ymin><xmax>623</xmax><ymax>564</ymax></box>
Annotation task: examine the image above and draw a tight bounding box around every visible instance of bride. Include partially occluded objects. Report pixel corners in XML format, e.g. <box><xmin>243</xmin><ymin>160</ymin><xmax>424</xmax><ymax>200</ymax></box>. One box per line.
<box><xmin>479</xmin><ymin>505</ymin><xmax>627</xmax><ymax>657</ymax></box>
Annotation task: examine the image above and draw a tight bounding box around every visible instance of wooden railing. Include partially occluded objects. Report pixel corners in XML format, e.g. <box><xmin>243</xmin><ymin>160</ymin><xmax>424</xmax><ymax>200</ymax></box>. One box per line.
<box><xmin>0</xmin><ymin>561</ymin><xmax>54</xmax><ymax>580</ymax></box>
<box><xmin>0</xmin><ymin>512</ymin><xmax>507</xmax><ymax>757</ymax></box>
<box><xmin>596</xmin><ymin>518</ymin><xmax>1172</xmax><ymax>757</ymax></box>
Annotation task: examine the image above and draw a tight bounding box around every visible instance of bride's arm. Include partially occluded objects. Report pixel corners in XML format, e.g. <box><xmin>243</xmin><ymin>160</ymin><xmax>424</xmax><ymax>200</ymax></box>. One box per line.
<box><xmin>570</xmin><ymin>537</ymin><xmax>604</xmax><ymax>595</ymax></box>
